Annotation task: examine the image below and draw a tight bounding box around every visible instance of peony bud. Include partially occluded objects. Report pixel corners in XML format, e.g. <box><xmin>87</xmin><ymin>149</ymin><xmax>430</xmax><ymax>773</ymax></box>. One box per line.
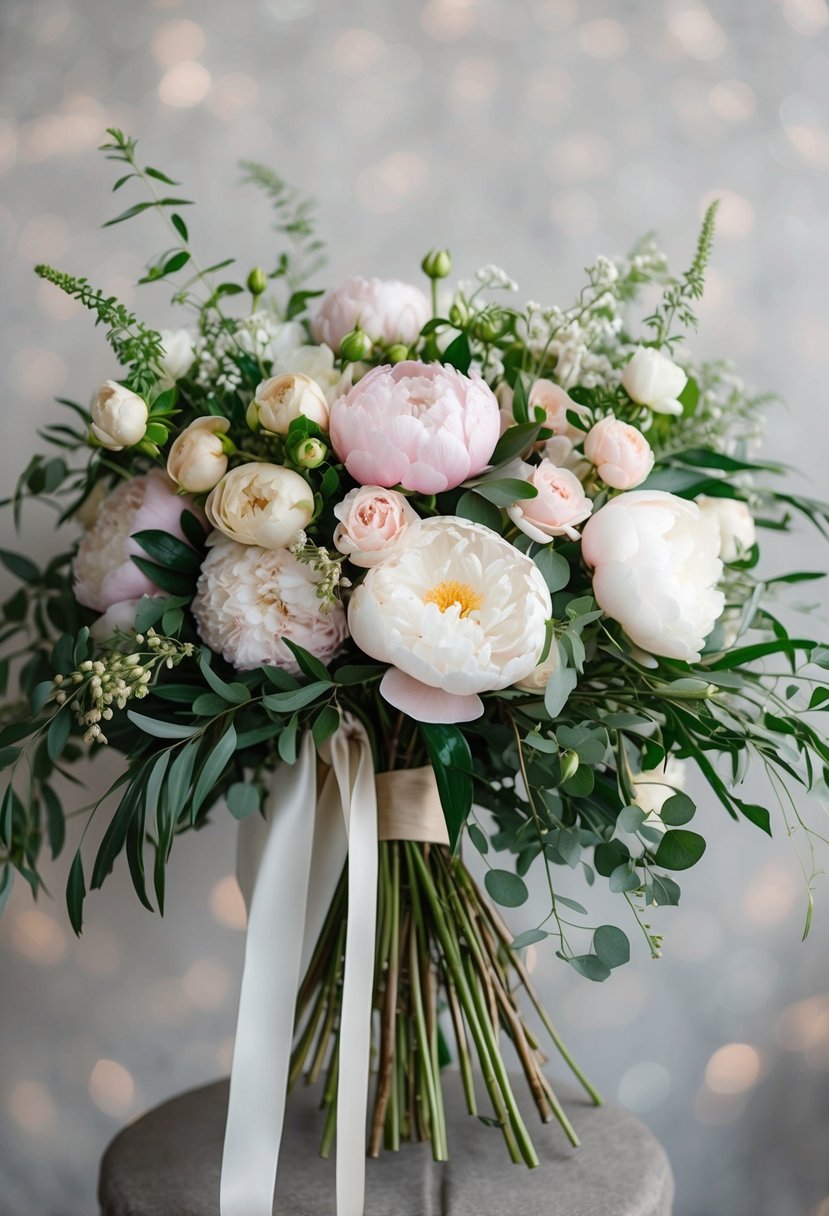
<box><xmin>205</xmin><ymin>462</ymin><xmax>314</xmax><ymax>549</ymax></box>
<box><xmin>291</xmin><ymin>437</ymin><xmax>328</xmax><ymax>469</ymax></box>
<box><xmin>246</xmin><ymin>267</ymin><xmax>267</xmax><ymax>297</ymax></box>
<box><xmin>386</xmin><ymin>343</ymin><xmax>409</xmax><ymax>364</ymax></box>
<box><xmin>421</xmin><ymin>249</ymin><xmax>452</xmax><ymax>279</ymax></box>
<box><xmin>559</xmin><ymin>750</ymin><xmax>580</xmax><ymax>783</ymax></box>
<box><xmin>339</xmin><ymin>327</ymin><xmax>373</xmax><ymax>364</ymax></box>
<box><xmin>621</xmin><ymin>347</ymin><xmax>687</xmax><ymax>417</ymax></box>
<box><xmin>167</xmin><ymin>416</ymin><xmax>232</xmax><ymax>493</ymax></box>
<box><xmin>250</xmin><ymin>373</ymin><xmax>329</xmax><ymax>436</ymax></box>
<box><xmin>90</xmin><ymin>381</ymin><xmax>148</xmax><ymax>451</ymax></box>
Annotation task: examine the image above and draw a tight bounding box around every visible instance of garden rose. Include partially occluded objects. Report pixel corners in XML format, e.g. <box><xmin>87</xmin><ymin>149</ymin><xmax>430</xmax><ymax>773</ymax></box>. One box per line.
<box><xmin>329</xmin><ymin>360</ymin><xmax>500</xmax><ymax>494</ymax></box>
<box><xmin>348</xmin><ymin>518</ymin><xmax>552</xmax><ymax>723</ymax></box>
<box><xmin>696</xmin><ymin>495</ymin><xmax>756</xmax><ymax>563</ymax></box>
<box><xmin>73</xmin><ymin>470</ymin><xmax>195</xmax><ymax>612</ymax></box>
<box><xmin>192</xmin><ymin>535</ymin><xmax>347</xmax><ymax>672</ymax></box>
<box><xmin>621</xmin><ymin>347</ymin><xmax>687</xmax><ymax>416</ymax></box>
<box><xmin>583</xmin><ymin>416</ymin><xmax>654</xmax><ymax>489</ymax></box>
<box><xmin>581</xmin><ymin>490</ymin><xmax>724</xmax><ymax>662</ymax></box>
<box><xmin>505</xmin><ymin>459</ymin><xmax>593</xmax><ymax>542</ymax></box>
<box><xmin>268</xmin><ymin>343</ymin><xmax>349</xmax><ymax>403</ymax></box>
<box><xmin>167</xmin><ymin>417</ymin><xmax>230</xmax><ymax>493</ymax></box>
<box><xmin>249</xmin><ymin>372</ymin><xmax>330</xmax><ymax>435</ymax></box>
<box><xmin>528</xmin><ymin>379</ymin><xmax>589</xmax><ymax>440</ymax></box>
<box><xmin>90</xmin><ymin>381</ymin><xmax>148</xmax><ymax>451</ymax></box>
<box><xmin>158</xmin><ymin>328</ymin><xmax>195</xmax><ymax>385</ymax></box>
<box><xmin>333</xmin><ymin>486</ymin><xmax>420</xmax><ymax>568</ymax></box>
<box><xmin>312</xmin><ymin>276</ymin><xmax>430</xmax><ymax>352</ymax></box>
<box><xmin>205</xmin><ymin>463</ymin><xmax>313</xmax><ymax>549</ymax></box>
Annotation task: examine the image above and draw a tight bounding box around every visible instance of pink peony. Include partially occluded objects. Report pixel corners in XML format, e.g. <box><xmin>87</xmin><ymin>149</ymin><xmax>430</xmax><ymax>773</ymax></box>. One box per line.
<box><xmin>528</xmin><ymin>379</ymin><xmax>589</xmax><ymax>441</ymax></box>
<box><xmin>505</xmin><ymin>459</ymin><xmax>593</xmax><ymax>543</ymax></box>
<box><xmin>583</xmin><ymin>416</ymin><xmax>654</xmax><ymax>490</ymax></box>
<box><xmin>311</xmin><ymin>276</ymin><xmax>430</xmax><ymax>353</ymax></box>
<box><xmin>329</xmin><ymin>360</ymin><xmax>500</xmax><ymax>494</ymax></box>
<box><xmin>73</xmin><ymin>470</ymin><xmax>197</xmax><ymax>613</ymax></box>
<box><xmin>333</xmin><ymin>486</ymin><xmax>420</xmax><ymax>568</ymax></box>
<box><xmin>191</xmin><ymin>535</ymin><xmax>348</xmax><ymax>672</ymax></box>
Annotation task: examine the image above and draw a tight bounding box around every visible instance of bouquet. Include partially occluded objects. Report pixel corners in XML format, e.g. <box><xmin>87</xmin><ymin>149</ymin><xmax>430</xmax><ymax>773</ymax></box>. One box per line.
<box><xmin>2</xmin><ymin>130</ymin><xmax>828</xmax><ymax>1214</ymax></box>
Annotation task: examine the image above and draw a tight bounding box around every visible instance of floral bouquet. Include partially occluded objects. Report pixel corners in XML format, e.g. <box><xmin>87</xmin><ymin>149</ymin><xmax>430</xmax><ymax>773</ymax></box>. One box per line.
<box><xmin>2</xmin><ymin>130</ymin><xmax>829</xmax><ymax>1215</ymax></box>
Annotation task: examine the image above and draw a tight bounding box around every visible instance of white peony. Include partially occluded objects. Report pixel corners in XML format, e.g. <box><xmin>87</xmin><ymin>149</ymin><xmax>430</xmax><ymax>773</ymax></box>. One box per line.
<box><xmin>90</xmin><ymin>381</ymin><xmax>148</xmax><ymax>451</ymax></box>
<box><xmin>348</xmin><ymin>518</ymin><xmax>552</xmax><ymax>723</ymax></box>
<box><xmin>621</xmin><ymin>347</ymin><xmax>687</xmax><ymax>417</ymax></box>
<box><xmin>158</xmin><ymin>329</ymin><xmax>196</xmax><ymax>385</ymax></box>
<box><xmin>205</xmin><ymin>463</ymin><xmax>314</xmax><ymax>549</ymax></box>
<box><xmin>696</xmin><ymin>495</ymin><xmax>756</xmax><ymax>563</ymax></box>
<box><xmin>192</xmin><ymin>535</ymin><xmax>348</xmax><ymax>672</ymax></box>
<box><xmin>581</xmin><ymin>490</ymin><xmax>724</xmax><ymax>662</ymax></box>
<box><xmin>631</xmin><ymin>757</ymin><xmax>687</xmax><ymax>819</ymax></box>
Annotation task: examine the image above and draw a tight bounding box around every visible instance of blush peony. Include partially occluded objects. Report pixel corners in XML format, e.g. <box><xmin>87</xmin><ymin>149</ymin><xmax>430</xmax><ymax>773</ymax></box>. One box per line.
<box><xmin>583</xmin><ymin>416</ymin><xmax>654</xmax><ymax>490</ymax></box>
<box><xmin>73</xmin><ymin>470</ymin><xmax>195</xmax><ymax>613</ymax></box>
<box><xmin>312</xmin><ymin>276</ymin><xmax>430</xmax><ymax>353</ymax></box>
<box><xmin>191</xmin><ymin>535</ymin><xmax>347</xmax><ymax>672</ymax></box>
<box><xmin>505</xmin><ymin>458</ymin><xmax>593</xmax><ymax>543</ymax></box>
<box><xmin>333</xmin><ymin>486</ymin><xmax>420</xmax><ymax>568</ymax></box>
<box><xmin>696</xmin><ymin>495</ymin><xmax>756</xmax><ymax>563</ymax></box>
<box><xmin>347</xmin><ymin>518</ymin><xmax>552</xmax><ymax>723</ymax></box>
<box><xmin>581</xmin><ymin>490</ymin><xmax>724</xmax><ymax>662</ymax></box>
<box><xmin>329</xmin><ymin>360</ymin><xmax>500</xmax><ymax>494</ymax></box>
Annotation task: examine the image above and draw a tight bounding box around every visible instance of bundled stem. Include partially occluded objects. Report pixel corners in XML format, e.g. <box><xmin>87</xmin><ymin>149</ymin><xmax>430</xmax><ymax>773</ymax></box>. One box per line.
<box><xmin>289</xmin><ymin>841</ymin><xmax>601</xmax><ymax>1167</ymax></box>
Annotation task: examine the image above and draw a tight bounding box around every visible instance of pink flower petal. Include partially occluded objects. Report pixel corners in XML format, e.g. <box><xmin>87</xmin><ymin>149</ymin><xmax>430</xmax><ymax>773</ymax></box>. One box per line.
<box><xmin>380</xmin><ymin>667</ymin><xmax>484</xmax><ymax>724</ymax></box>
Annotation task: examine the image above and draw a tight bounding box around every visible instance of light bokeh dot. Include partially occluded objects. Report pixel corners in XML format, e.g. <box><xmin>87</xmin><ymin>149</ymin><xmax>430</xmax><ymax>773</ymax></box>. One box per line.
<box><xmin>183</xmin><ymin>959</ymin><xmax>231</xmax><ymax>1010</ymax></box>
<box><xmin>159</xmin><ymin>61</ymin><xmax>212</xmax><ymax>108</ymax></box>
<box><xmin>209</xmin><ymin>875</ymin><xmax>247</xmax><ymax>930</ymax></box>
<box><xmin>578</xmin><ymin>18</ymin><xmax>630</xmax><ymax>59</ymax></box>
<box><xmin>10</xmin><ymin>909</ymin><xmax>68</xmax><ymax>965</ymax></box>
<box><xmin>152</xmin><ymin>18</ymin><xmax>207</xmax><ymax>66</ymax></box>
<box><xmin>7</xmin><ymin>1080</ymin><xmax>58</xmax><ymax>1133</ymax></box>
<box><xmin>88</xmin><ymin>1060</ymin><xmax>135</xmax><ymax>1118</ymax></box>
<box><xmin>704</xmin><ymin>1043</ymin><xmax>762</xmax><ymax>1094</ymax></box>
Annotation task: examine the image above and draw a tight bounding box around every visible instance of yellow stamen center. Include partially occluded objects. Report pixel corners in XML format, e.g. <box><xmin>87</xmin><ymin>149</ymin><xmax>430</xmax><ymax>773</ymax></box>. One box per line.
<box><xmin>423</xmin><ymin>579</ymin><xmax>482</xmax><ymax>618</ymax></box>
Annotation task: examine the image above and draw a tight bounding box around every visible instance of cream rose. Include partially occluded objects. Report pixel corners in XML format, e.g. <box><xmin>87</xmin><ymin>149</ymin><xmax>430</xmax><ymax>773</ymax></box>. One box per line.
<box><xmin>621</xmin><ymin>347</ymin><xmax>687</xmax><ymax>416</ymax></box>
<box><xmin>583</xmin><ymin>416</ymin><xmax>654</xmax><ymax>489</ymax></box>
<box><xmin>90</xmin><ymin>381</ymin><xmax>148</xmax><ymax>451</ymax></box>
<box><xmin>696</xmin><ymin>495</ymin><xmax>756</xmax><ymax>563</ymax></box>
<box><xmin>205</xmin><ymin>462</ymin><xmax>314</xmax><ymax>549</ymax></box>
<box><xmin>249</xmin><ymin>372</ymin><xmax>330</xmax><ymax>435</ymax></box>
<box><xmin>505</xmin><ymin>459</ymin><xmax>593</xmax><ymax>543</ymax></box>
<box><xmin>528</xmin><ymin>379</ymin><xmax>589</xmax><ymax>440</ymax></box>
<box><xmin>167</xmin><ymin>417</ymin><xmax>231</xmax><ymax>494</ymax></box>
<box><xmin>333</xmin><ymin>486</ymin><xmax>420</xmax><ymax>568</ymax></box>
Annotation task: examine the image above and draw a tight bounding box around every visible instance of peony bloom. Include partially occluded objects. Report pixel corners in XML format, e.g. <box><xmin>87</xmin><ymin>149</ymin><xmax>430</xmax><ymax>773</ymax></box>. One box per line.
<box><xmin>583</xmin><ymin>416</ymin><xmax>654</xmax><ymax>490</ymax></box>
<box><xmin>621</xmin><ymin>347</ymin><xmax>687</xmax><ymax>416</ymax></box>
<box><xmin>333</xmin><ymin>486</ymin><xmax>420</xmax><ymax>568</ymax></box>
<box><xmin>192</xmin><ymin>535</ymin><xmax>347</xmax><ymax>672</ymax></box>
<box><xmin>73</xmin><ymin>470</ymin><xmax>195</xmax><ymax>613</ymax></box>
<box><xmin>631</xmin><ymin>757</ymin><xmax>687</xmax><ymax>819</ymax></box>
<box><xmin>329</xmin><ymin>361</ymin><xmax>500</xmax><ymax>494</ymax></box>
<box><xmin>581</xmin><ymin>490</ymin><xmax>724</xmax><ymax>662</ymax></box>
<box><xmin>312</xmin><ymin>276</ymin><xmax>430</xmax><ymax>353</ymax></box>
<box><xmin>696</xmin><ymin>495</ymin><xmax>756</xmax><ymax>563</ymax></box>
<box><xmin>74</xmin><ymin>480</ymin><xmax>110</xmax><ymax>530</ymax></box>
<box><xmin>90</xmin><ymin>597</ymin><xmax>144</xmax><ymax>643</ymax></box>
<box><xmin>514</xmin><ymin>640</ymin><xmax>559</xmax><ymax>692</ymax></box>
<box><xmin>167</xmin><ymin>417</ymin><xmax>230</xmax><ymax>493</ymax></box>
<box><xmin>90</xmin><ymin>381</ymin><xmax>148</xmax><ymax>451</ymax></box>
<box><xmin>505</xmin><ymin>459</ymin><xmax>593</xmax><ymax>542</ymax></box>
<box><xmin>348</xmin><ymin>518</ymin><xmax>552</xmax><ymax>723</ymax></box>
<box><xmin>528</xmin><ymin>379</ymin><xmax>589</xmax><ymax>440</ymax></box>
<box><xmin>158</xmin><ymin>329</ymin><xmax>196</xmax><ymax>385</ymax></box>
<box><xmin>249</xmin><ymin>372</ymin><xmax>330</xmax><ymax>435</ymax></box>
<box><xmin>206</xmin><ymin>463</ymin><xmax>314</xmax><ymax>549</ymax></box>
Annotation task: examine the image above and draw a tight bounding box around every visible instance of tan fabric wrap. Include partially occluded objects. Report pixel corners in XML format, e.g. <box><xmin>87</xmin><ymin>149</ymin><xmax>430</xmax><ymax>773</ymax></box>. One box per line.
<box><xmin>375</xmin><ymin>766</ymin><xmax>449</xmax><ymax>845</ymax></box>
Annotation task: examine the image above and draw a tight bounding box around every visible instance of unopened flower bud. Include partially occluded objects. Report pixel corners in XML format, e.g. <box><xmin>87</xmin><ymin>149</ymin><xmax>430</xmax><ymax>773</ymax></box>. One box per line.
<box><xmin>471</xmin><ymin>313</ymin><xmax>501</xmax><ymax>343</ymax></box>
<box><xmin>448</xmin><ymin>301</ymin><xmax>469</xmax><ymax>328</ymax></box>
<box><xmin>559</xmin><ymin>749</ymin><xmax>580</xmax><ymax>783</ymax></box>
<box><xmin>247</xmin><ymin>267</ymin><xmax>267</xmax><ymax>297</ymax></box>
<box><xmin>421</xmin><ymin>249</ymin><xmax>452</xmax><ymax>279</ymax></box>
<box><xmin>292</xmin><ymin>437</ymin><xmax>328</xmax><ymax>469</ymax></box>
<box><xmin>386</xmin><ymin>343</ymin><xmax>409</xmax><ymax>364</ymax></box>
<box><xmin>339</xmin><ymin>327</ymin><xmax>373</xmax><ymax>364</ymax></box>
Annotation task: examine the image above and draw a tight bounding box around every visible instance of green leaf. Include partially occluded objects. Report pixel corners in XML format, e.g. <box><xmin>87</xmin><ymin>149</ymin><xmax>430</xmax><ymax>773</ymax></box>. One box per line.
<box><xmin>593</xmin><ymin>924</ymin><xmax>631</xmax><ymax>969</ymax></box>
<box><xmin>263</xmin><ymin>682</ymin><xmax>330</xmax><ymax>713</ymax></box>
<box><xmin>192</xmin><ymin>724</ymin><xmax>238</xmax><ymax>816</ymax></box>
<box><xmin>103</xmin><ymin>201</ymin><xmax>155</xmax><ymax>227</ymax></box>
<box><xmin>144</xmin><ymin>166</ymin><xmax>180</xmax><ymax>185</ymax></box>
<box><xmin>91</xmin><ymin>780</ymin><xmax>141</xmax><ymax>889</ymax></box>
<box><xmin>467</xmin><ymin>822</ymin><xmax>489</xmax><ymax>855</ymax></box>
<box><xmin>0</xmin><ymin>549</ymin><xmax>40</xmax><ymax>583</ymax></box>
<box><xmin>472</xmin><ymin>478</ymin><xmax>538</xmax><ymax>508</ymax></box>
<box><xmin>0</xmin><ymin>746</ymin><xmax>20</xmax><ymax>770</ymax></box>
<box><xmin>617</xmin><ymin>805</ymin><xmax>647</xmax><ymax>834</ymax></box>
<box><xmin>47</xmin><ymin>709</ymin><xmax>71</xmax><ymax>762</ymax></box>
<box><xmin>171</xmin><ymin>213</ymin><xmax>188</xmax><ymax>241</ymax></box>
<box><xmin>333</xmin><ymin>664</ymin><xmax>384</xmax><ymax>686</ymax></box>
<box><xmin>654</xmin><ymin>829</ymin><xmax>706</xmax><ymax>871</ymax></box>
<box><xmin>180</xmin><ymin>509</ymin><xmax>207</xmax><ymax>551</ymax></box>
<box><xmin>312</xmin><ymin>705</ymin><xmax>341</xmax><ymax>747</ymax></box>
<box><xmin>198</xmin><ymin>650</ymin><xmax>251</xmax><ymax>704</ymax></box>
<box><xmin>649</xmin><ymin>873</ymin><xmax>682</xmax><ymax>906</ymax></box>
<box><xmin>484</xmin><ymin>868</ymin><xmax>529</xmax><ymax>908</ymax></box>
<box><xmin>735</xmin><ymin>800</ymin><xmax>772</xmax><ymax>835</ymax></box>
<box><xmin>133</xmin><ymin>530</ymin><xmax>201</xmax><ymax>573</ymax></box>
<box><xmin>282</xmin><ymin>639</ymin><xmax>333</xmax><ymax>683</ymax></box>
<box><xmin>277</xmin><ymin>715</ymin><xmax>299</xmax><ymax>764</ymax></box>
<box><xmin>533</xmin><ymin>547</ymin><xmax>571</xmax><ymax>594</ymax></box>
<box><xmin>131</xmin><ymin>556</ymin><xmax>196</xmax><ymax>597</ymax></box>
<box><xmin>192</xmin><ymin>693</ymin><xmax>230</xmax><ymax>717</ymax></box>
<box><xmin>567</xmin><ymin>954</ymin><xmax>611</xmax><ymax>982</ymax></box>
<box><xmin>0</xmin><ymin>864</ymin><xmax>13</xmax><ymax>917</ymax></box>
<box><xmin>167</xmin><ymin>740</ymin><xmax>199</xmax><ymax>820</ymax></box>
<box><xmin>126</xmin><ymin>711</ymin><xmax>199</xmax><ymax>739</ymax></box>
<box><xmin>490</xmin><ymin>422</ymin><xmax>544</xmax><ymax>466</ymax></box>
<box><xmin>442</xmin><ymin>332</ymin><xmax>471</xmax><ymax>373</ymax></box>
<box><xmin>511</xmin><ymin>928</ymin><xmax>548</xmax><ymax>950</ymax></box>
<box><xmin>659</xmin><ymin>792</ymin><xmax>696</xmax><ymax>826</ymax></box>
<box><xmin>66</xmin><ymin>850</ymin><xmax>86</xmax><ymax>935</ymax></box>
<box><xmin>544</xmin><ymin>648</ymin><xmax>578</xmax><ymax>718</ymax></box>
<box><xmin>420</xmin><ymin>723</ymin><xmax>473</xmax><ymax>851</ymax></box>
<box><xmin>226</xmin><ymin>782</ymin><xmax>261</xmax><ymax>820</ymax></box>
<box><xmin>455</xmin><ymin>491</ymin><xmax>504</xmax><ymax>532</ymax></box>
<box><xmin>609</xmin><ymin>863</ymin><xmax>641</xmax><ymax>893</ymax></box>
<box><xmin>42</xmin><ymin>784</ymin><xmax>65</xmax><ymax>858</ymax></box>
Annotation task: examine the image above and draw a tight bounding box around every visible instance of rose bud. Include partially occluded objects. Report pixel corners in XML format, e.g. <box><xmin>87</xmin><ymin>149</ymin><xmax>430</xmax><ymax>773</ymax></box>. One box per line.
<box><xmin>90</xmin><ymin>381</ymin><xmax>149</xmax><ymax>451</ymax></box>
<box><xmin>167</xmin><ymin>417</ymin><xmax>232</xmax><ymax>493</ymax></box>
<box><xmin>621</xmin><ymin>347</ymin><xmax>687</xmax><ymax>417</ymax></box>
<box><xmin>291</xmin><ymin>437</ymin><xmax>328</xmax><ymax>469</ymax></box>
<box><xmin>249</xmin><ymin>373</ymin><xmax>329</xmax><ymax>436</ymax></box>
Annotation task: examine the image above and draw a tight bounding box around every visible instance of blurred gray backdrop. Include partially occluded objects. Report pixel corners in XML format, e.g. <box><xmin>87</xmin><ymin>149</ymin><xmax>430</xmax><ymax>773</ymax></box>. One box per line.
<box><xmin>1</xmin><ymin>1</ymin><xmax>829</xmax><ymax>1214</ymax></box>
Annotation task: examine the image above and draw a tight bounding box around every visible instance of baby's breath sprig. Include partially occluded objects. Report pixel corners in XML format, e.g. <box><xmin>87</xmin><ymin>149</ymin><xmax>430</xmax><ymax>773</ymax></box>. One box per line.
<box><xmin>289</xmin><ymin>533</ymin><xmax>349</xmax><ymax>604</ymax></box>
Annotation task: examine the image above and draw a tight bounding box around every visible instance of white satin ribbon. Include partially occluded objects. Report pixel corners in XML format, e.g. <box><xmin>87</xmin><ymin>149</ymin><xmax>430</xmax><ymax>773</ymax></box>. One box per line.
<box><xmin>221</xmin><ymin>720</ymin><xmax>378</xmax><ymax>1216</ymax></box>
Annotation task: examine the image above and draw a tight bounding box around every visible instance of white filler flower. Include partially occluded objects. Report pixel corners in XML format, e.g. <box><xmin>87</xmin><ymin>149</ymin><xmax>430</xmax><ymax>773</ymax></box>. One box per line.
<box><xmin>581</xmin><ymin>490</ymin><xmax>724</xmax><ymax>662</ymax></box>
<box><xmin>348</xmin><ymin>518</ymin><xmax>552</xmax><ymax>723</ymax></box>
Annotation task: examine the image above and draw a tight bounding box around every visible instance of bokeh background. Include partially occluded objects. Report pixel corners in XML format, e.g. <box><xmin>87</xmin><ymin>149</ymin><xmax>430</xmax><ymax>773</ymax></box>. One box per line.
<box><xmin>1</xmin><ymin>0</ymin><xmax>829</xmax><ymax>1213</ymax></box>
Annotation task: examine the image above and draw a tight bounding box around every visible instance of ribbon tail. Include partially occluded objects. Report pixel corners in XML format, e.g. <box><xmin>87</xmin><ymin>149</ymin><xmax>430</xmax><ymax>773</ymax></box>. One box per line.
<box><xmin>220</xmin><ymin>733</ymin><xmax>317</xmax><ymax>1216</ymax></box>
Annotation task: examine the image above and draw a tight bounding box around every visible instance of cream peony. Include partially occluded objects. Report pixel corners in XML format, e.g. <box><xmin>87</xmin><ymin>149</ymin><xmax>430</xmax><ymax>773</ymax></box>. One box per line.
<box><xmin>333</xmin><ymin>486</ymin><xmax>420</xmax><ymax>568</ymax></box>
<box><xmin>696</xmin><ymin>495</ymin><xmax>756</xmax><ymax>563</ymax></box>
<box><xmin>158</xmin><ymin>329</ymin><xmax>196</xmax><ymax>385</ymax></box>
<box><xmin>583</xmin><ymin>416</ymin><xmax>654</xmax><ymax>490</ymax></box>
<box><xmin>90</xmin><ymin>381</ymin><xmax>148</xmax><ymax>451</ymax></box>
<box><xmin>348</xmin><ymin>518</ymin><xmax>552</xmax><ymax>723</ymax></box>
<box><xmin>528</xmin><ymin>379</ymin><xmax>589</xmax><ymax>440</ymax></box>
<box><xmin>505</xmin><ymin>459</ymin><xmax>593</xmax><ymax>542</ymax></box>
<box><xmin>631</xmin><ymin>757</ymin><xmax>687</xmax><ymax>819</ymax></box>
<box><xmin>205</xmin><ymin>463</ymin><xmax>313</xmax><ymax>549</ymax></box>
<box><xmin>249</xmin><ymin>372</ymin><xmax>330</xmax><ymax>435</ymax></box>
<box><xmin>581</xmin><ymin>490</ymin><xmax>724</xmax><ymax>662</ymax></box>
<box><xmin>312</xmin><ymin>276</ymin><xmax>430</xmax><ymax>353</ymax></box>
<box><xmin>192</xmin><ymin>535</ymin><xmax>347</xmax><ymax>672</ymax></box>
<box><xmin>621</xmin><ymin>347</ymin><xmax>687</xmax><ymax>416</ymax></box>
<box><xmin>167</xmin><ymin>417</ymin><xmax>230</xmax><ymax>493</ymax></box>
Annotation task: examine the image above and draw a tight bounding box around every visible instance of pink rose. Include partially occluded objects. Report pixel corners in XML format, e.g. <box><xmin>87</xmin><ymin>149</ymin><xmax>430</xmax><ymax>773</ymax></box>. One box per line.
<box><xmin>528</xmin><ymin>379</ymin><xmax>589</xmax><ymax>441</ymax></box>
<box><xmin>312</xmin><ymin>276</ymin><xmax>430</xmax><ymax>353</ymax></box>
<box><xmin>329</xmin><ymin>360</ymin><xmax>500</xmax><ymax>494</ymax></box>
<box><xmin>505</xmin><ymin>459</ymin><xmax>593</xmax><ymax>543</ymax></box>
<box><xmin>73</xmin><ymin>469</ymin><xmax>198</xmax><ymax>613</ymax></box>
<box><xmin>583</xmin><ymin>416</ymin><xmax>654</xmax><ymax>490</ymax></box>
<box><xmin>333</xmin><ymin>486</ymin><xmax>420</xmax><ymax>568</ymax></box>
